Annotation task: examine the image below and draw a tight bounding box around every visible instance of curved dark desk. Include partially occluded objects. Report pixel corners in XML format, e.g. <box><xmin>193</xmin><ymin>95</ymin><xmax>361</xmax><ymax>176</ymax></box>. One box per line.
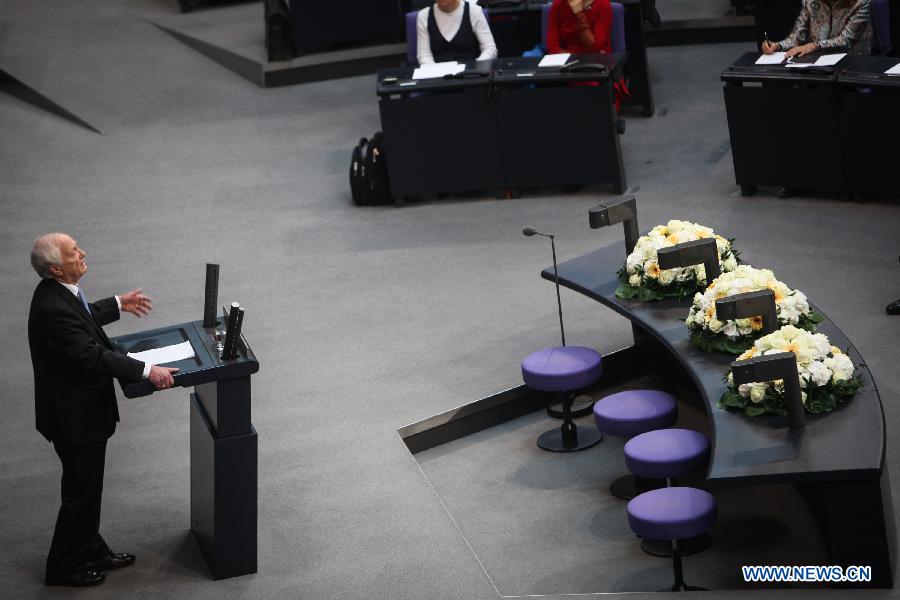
<box><xmin>542</xmin><ymin>241</ymin><xmax>895</xmax><ymax>587</ymax></box>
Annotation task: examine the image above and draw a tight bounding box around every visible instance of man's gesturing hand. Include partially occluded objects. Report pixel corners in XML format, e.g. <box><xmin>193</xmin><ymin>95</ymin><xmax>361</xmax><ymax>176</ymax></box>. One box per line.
<box><xmin>149</xmin><ymin>366</ymin><xmax>179</xmax><ymax>390</ymax></box>
<box><xmin>120</xmin><ymin>288</ymin><xmax>152</xmax><ymax>317</ymax></box>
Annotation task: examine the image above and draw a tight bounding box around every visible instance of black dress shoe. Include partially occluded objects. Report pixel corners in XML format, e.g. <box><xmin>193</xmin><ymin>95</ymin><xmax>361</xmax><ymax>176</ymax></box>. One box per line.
<box><xmin>45</xmin><ymin>569</ymin><xmax>105</xmax><ymax>587</ymax></box>
<box><xmin>83</xmin><ymin>552</ymin><xmax>136</xmax><ymax>572</ymax></box>
<box><xmin>887</xmin><ymin>299</ymin><xmax>900</xmax><ymax>315</ymax></box>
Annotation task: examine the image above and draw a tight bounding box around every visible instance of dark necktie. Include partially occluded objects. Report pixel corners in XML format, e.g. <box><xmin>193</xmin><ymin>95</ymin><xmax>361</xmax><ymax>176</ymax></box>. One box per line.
<box><xmin>76</xmin><ymin>286</ymin><xmax>92</xmax><ymax>317</ymax></box>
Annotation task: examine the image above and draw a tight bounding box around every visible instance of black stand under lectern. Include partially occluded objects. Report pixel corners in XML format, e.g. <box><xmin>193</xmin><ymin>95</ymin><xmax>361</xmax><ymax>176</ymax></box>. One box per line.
<box><xmin>112</xmin><ymin>319</ymin><xmax>260</xmax><ymax>580</ymax></box>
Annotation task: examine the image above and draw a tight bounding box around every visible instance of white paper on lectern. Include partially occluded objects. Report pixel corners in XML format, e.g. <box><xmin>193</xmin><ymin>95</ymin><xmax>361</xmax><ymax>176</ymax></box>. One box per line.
<box><xmin>885</xmin><ymin>63</ymin><xmax>900</xmax><ymax>75</ymax></box>
<box><xmin>128</xmin><ymin>340</ymin><xmax>195</xmax><ymax>365</ymax></box>
<box><xmin>412</xmin><ymin>62</ymin><xmax>464</xmax><ymax>79</ymax></box>
<box><xmin>538</xmin><ymin>53</ymin><xmax>571</xmax><ymax>68</ymax></box>
<box><xmin>755</xmin><ymin>52</ymin><xmax>786</xmax><ymax>65</ymax></box>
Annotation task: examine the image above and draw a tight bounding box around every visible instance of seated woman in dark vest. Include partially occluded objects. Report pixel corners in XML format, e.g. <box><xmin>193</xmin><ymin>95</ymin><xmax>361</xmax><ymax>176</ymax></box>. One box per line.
<box><xmin>416</xmin><ymin>0</ymin><xmax>498</xmax><ymax>65</ymax></box>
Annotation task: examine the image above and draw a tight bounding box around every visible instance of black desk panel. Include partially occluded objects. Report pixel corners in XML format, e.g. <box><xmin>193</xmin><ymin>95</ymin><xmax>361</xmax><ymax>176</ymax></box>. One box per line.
<box><xmin>723</xmin><ymin>52</ymin><xmax>848</xmax><ymax>195</ymax></box>
<box><xmin>724</xmin><ymin>52</ymin><xmax>900</xmax><ymax>197</ymax></box>
<box><xmin>495</xmin><ymin>83</ymin><xmax>624</xmax><ymax>192</ymax></box>
<box><xmin>377</xmin><ymin>54</ymin><xmax>627</xmax><ymax>198</ymax></box>
<box><xmin>379</xmin><ymin>83</ymin><xmax>505</xmax><ymax>197</ymax></box>
<box><xmin>724</xmin><ymin>85</ymin><xmax>846</xmax><ymax>192</ymax></box>
<box><xmin>836</xmin><ymin>56</ymin><xmax>900</xmax><ymax>196</ymax></box>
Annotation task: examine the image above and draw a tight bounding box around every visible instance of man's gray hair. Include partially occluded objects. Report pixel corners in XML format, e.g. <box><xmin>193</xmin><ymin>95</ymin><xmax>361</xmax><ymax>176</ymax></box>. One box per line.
<box><xmin>31</xmin><ymin>233</ymin><xmax>64</xmax><ymax>279</ymax></box>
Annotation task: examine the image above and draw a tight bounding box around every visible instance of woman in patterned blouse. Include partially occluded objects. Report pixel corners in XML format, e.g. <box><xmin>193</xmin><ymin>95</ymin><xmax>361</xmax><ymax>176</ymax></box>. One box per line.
<box><xmin>761</xmin><ymin>0</ymin><xmax>872</xmax><ymax>57</ymax></box>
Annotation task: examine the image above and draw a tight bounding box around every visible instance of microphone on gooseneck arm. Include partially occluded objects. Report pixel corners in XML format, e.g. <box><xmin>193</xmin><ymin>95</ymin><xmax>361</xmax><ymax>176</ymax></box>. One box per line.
<box><xmin>522</xmin><ymin>226</ymin><xmax>566</xmax><ymax>347</ymax></box>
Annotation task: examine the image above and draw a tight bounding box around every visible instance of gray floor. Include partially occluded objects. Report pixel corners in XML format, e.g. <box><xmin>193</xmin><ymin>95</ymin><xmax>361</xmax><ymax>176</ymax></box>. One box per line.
<box><xmin>415</xmin><ymin>378</ymin><xmax>828</xmax><ymax>595</ymax></box>
<box><xmin>0</xmin><ymin>1</ymin><xmax>898</xmax><ymax>599</ymax></box>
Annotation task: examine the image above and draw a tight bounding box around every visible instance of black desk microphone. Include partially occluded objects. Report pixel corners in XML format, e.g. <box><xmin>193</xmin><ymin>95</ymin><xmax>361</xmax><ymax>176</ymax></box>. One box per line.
<box><xmin>523</xmin><ymin>227</ymin><xmax>566</xmax><ymax>347</ymax></box>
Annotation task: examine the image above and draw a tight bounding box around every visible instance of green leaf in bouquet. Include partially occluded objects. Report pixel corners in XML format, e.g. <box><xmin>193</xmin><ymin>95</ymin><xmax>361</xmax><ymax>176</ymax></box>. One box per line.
<box><xmin>718</xmin><ymin>389</ymin><xmax>745</xmax><ymax>409</ymax></box>
<box><xmin>615</xmin><ymin>284</ymin><xmax>639</xmax><ymax>299</ymax></box>
<box><xmin>638</xmin><ymin>287</ymin><xmax>656</xmax><ymax>302</ymax></box>
<box><xmin>724</xmin><ymin>338</ymin><xmax>752</xmax><ymax>354</ymax></box>
<box><xmin>745</xmin><ymin>405</ymin><xmax>767</xmax><ymax>417</ymax></box>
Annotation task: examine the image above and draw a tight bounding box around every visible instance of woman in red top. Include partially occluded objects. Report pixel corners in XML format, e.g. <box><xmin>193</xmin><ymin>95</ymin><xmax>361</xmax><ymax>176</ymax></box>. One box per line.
<box><xmin>545</xmin><ymin>0</ymin><xmax>628</xmax><ymax>109</ymax></box>
<box><xmin>547</xmin><ymin>0</ymin><xmax>612</xmax><ymax>55</ymax></box>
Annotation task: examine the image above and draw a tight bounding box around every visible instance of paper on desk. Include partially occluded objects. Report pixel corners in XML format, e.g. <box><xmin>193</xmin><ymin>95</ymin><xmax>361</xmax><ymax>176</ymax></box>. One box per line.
<box><xmin>128</xmin><ymin>340</ymin><xmax>195</xmax><ymax>365</ymax></box>
<box><xmin>412</xmin><ymin>61</ymin><xmax>464</xmax><ymax>79</ymax></box>
<box><xmin>538</xmin><ymin>53</ymin><xmax>571</xmax><ymax>68</ymax></box>
<box><xmin>785</xmin><ymin>52</ymin><xmax>846</xmax><ymax>68</ymax></box>
<box><xmin>813</xmin><ymin>53</ymin><xmax>846</xmax><ymax>66</ymax></box>
<box><xmin>885</xmin><ymin>62</ymin><xmax>900</xmax><ymax>75</ymax></box>
<box><xmin>756</xmin><ymin>52</ymin><xmax>786</xmax><ymax>65</ymax></box>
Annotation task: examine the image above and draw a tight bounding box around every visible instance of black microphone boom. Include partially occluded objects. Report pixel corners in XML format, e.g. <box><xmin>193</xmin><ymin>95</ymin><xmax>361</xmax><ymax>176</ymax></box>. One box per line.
<box><xmin>523</xmin><ymin>226</ymin><xmax>566</xmax><ymax>347</ymax></box>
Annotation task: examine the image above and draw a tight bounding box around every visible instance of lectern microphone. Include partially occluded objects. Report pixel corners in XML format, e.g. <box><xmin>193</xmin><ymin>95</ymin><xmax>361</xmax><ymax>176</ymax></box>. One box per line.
<box><xmin>221</xmin><ymin>302</ymin><xmax>245</xmax><ymax>361</ymax></box>
<box><xmin>203</xmin><ymin>264</ymin><xmax>220</xmax><ymax>328</ymax></box>
<box><xmin>523</xmin><ymin>226</ymin><xmax>566</xmax><ymax>347</ymax></box>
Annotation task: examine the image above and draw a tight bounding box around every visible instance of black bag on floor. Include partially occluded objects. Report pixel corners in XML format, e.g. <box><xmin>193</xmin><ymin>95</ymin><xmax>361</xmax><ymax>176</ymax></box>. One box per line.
<box><xmin>350</xmin><ymin>136</ymin><xmax>369</xmax><ymax>206</ymax></box>
<box><xmin>264</xmin><ymin>0</ymin><xmax>297</xmax><ymax>62</ymax></box>
<box><xmin>350</xmin><ymin>133</ymin><xmax>392</xmax><ymax>206</ymax></box>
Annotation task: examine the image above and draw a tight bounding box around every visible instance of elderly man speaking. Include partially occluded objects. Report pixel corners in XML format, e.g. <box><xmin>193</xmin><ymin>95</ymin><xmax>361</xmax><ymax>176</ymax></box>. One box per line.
<box><xmin>27</xmin><ymin>233</ymin><xmax>178</xmax><ymax>587</ymax></box>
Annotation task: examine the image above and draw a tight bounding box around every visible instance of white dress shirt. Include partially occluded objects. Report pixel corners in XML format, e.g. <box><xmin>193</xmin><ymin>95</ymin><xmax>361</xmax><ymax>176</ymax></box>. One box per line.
<box><xmin>416</xmin><ymin>0</ymin><xmax>498</xmax><ymax>65</ymax></box>
<box><xmin>57</xmin><ymin>280</ymin><xmax>151</xmax><ymax>379</ymax></box>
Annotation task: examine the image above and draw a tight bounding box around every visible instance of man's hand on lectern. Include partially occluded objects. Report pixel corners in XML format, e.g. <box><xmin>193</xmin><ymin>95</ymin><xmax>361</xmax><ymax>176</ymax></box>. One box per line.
<box><xmin>119</xmin><ymin>288</ymin><xmax>152</xmax><ymax>317</ymax></box>
<box><xmin>149</xmin><ymin>366</ymin><xmax>179</xmax><ymax>390</ymax></box>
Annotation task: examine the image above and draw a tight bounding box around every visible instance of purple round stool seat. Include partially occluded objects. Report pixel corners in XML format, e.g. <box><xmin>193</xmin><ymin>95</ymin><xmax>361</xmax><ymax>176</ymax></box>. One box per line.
<box><xmin>625</xmin><ymin>429</ymin><xmax>710</xmax><ymax>480</ymax></box>
<box><xmin>627</xmin><ymin>487</ymin><xmax>716</xmax><ymax>541</ymax></box>
<box><xmin>593</xmin><ymin>390</ymin><xmax>677</xmax><ymax>438</ymax></box>
<box><xmin>521</xmin><ymin>346</ymin><xmax>603</xmax><ymax>392</ymax></box>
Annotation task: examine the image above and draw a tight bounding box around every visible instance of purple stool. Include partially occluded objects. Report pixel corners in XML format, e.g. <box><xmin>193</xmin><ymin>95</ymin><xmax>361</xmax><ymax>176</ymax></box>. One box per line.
<box><xmin>522</xmin><ymin>346</ymin><xmax>603</xmax><ymax>452</ymax></box>
<box><xmin>593</xmin><ymin>390</ymin><xmax>677</xmax><ymax>498</ymax></box>
<box><xmin>625</xmin><ymin>429</ymin><xmax>712</xmax><ymax>557</ymax></box>
<box><xmin>627</xmin><ymin>487</ymin><xmax>717</xmax><ymax>591</ymax></box>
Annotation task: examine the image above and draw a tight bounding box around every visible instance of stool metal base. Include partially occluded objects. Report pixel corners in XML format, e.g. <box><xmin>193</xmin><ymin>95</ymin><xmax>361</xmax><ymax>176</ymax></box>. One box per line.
<box><xmin>641</xmin><ymin>534</ymin><xmax>711</xmax><ymax>557</ymax></box>
<box><xmin>537</xmin><ymin>427</ymin><xmax>602</xmax><ymax>453</ymax></box>
<box><xmin>661</xmin><ymin>584</ymin><xmax>708</xmax><ymax>592</ymax></box>
<box><xmin>547</xmin><ymin>395</ymin><xmax>594</xmax><ymax>419</ymax></box>
<box><xmin>609</xmin><ymin>474</ymin><xmax>664</xmax><ymax>500</ymax></box>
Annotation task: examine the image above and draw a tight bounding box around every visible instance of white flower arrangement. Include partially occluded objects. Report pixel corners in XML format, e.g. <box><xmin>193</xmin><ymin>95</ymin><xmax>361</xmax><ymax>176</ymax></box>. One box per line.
<box><xmin>720</xmin><ymin>325</ymin><xmax>861</xmax><ymax>417</ymax></box>
<box><xmin>615</xmin><ymin>220</ymin><xmax>740</xmax><ymax>301</ymax></box>
<box><xmin>686</xmin><ymin>264</ymin><xmax>823</xmax><ymax>353</ymax></box>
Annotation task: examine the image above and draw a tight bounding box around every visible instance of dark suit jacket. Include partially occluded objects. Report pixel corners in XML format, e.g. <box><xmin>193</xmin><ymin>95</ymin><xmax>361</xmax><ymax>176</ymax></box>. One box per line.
<box><xmin>28</xmin><ymin>278</ymin><xmax>144</xmax><ymax>446</ymax></box>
